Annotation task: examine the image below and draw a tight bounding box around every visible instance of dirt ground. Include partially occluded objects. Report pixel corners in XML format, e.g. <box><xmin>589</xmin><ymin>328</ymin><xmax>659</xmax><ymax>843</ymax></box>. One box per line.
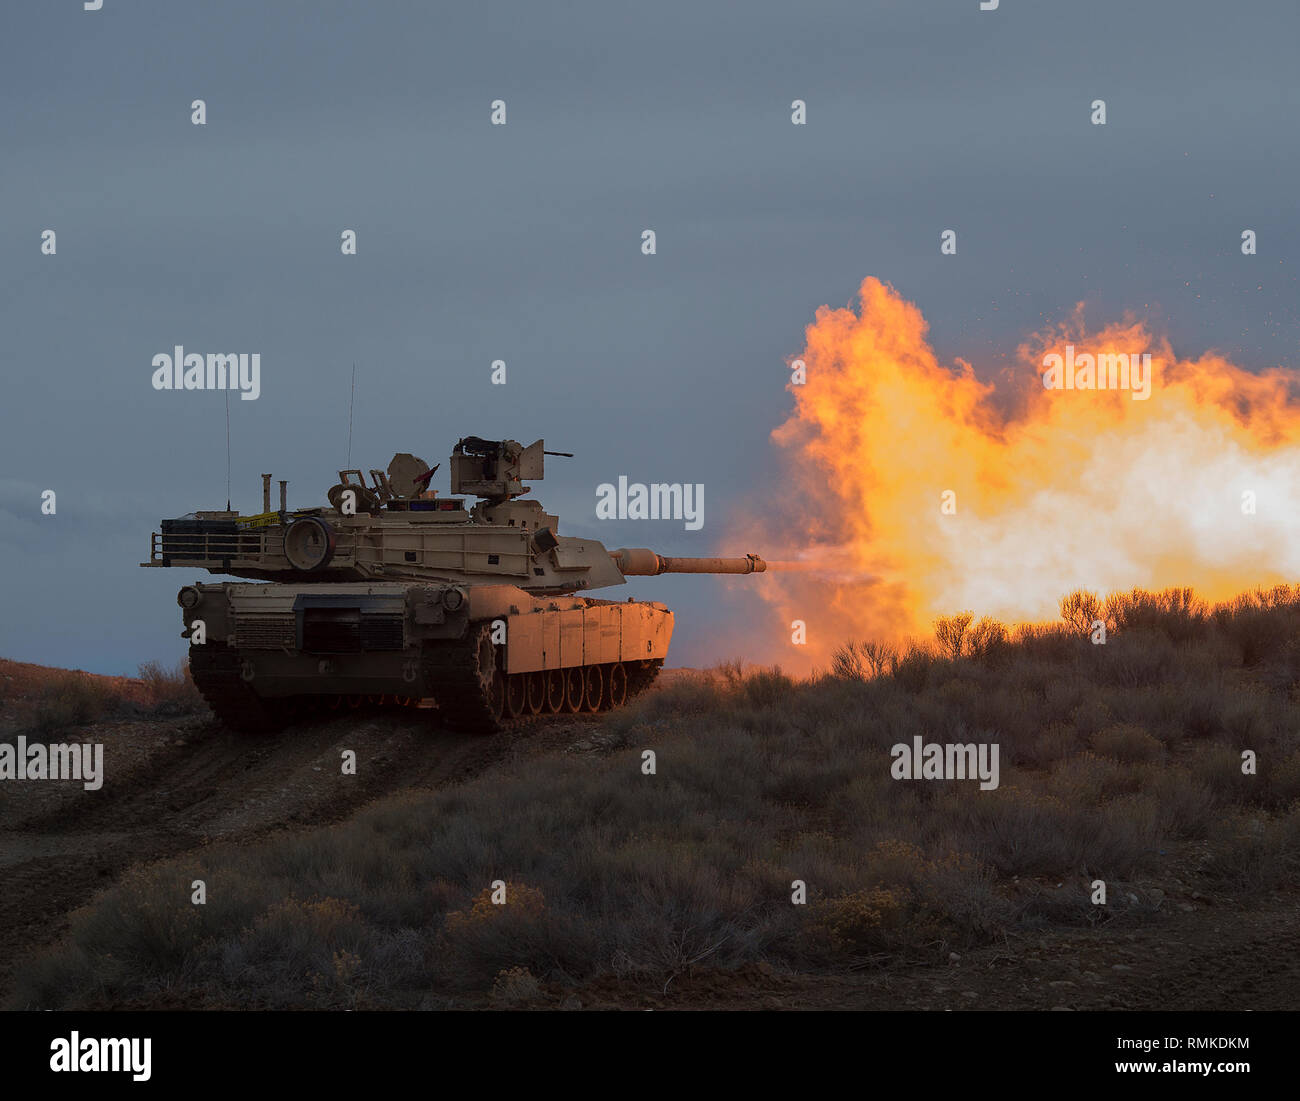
<box><xmin>2</xmin><ymin>658</ymin><xmax>1296</xmax><ymax>1011</ymax></box>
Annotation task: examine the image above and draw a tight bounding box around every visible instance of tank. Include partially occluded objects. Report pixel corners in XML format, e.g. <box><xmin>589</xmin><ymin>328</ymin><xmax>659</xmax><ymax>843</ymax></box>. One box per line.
<box><xmin>142</xmin><ymin>437</ymin><xmax>766</xmax><ymax>732</ymax></box>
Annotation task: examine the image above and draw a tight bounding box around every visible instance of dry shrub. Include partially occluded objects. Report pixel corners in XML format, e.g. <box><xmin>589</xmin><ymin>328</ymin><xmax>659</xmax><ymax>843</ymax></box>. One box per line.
<box><xmin>248</xmin><ymin>897</ymin><xmax>367</xmax><ymax>959</ymax></box>
<box><xmin>1069</xmin><ymin>697</ymin><xmax>1113</xmax><ymax>740</ymax></box>
<box><xmin>863</xmin><ymin>839</ymin><xmax>929</xmax><ymax>889</ymax></box>
<box><xmin>1027</xmin><ymin>723</ymin><xmax>1080</xmax><ymax>768</ymax></box>
<box><xmin>1188</xmin><ymin>743</ymin><xmax>1255</xmax><ymax>806</ymax></box>
<box><xmin>490</xmin><ymin>966</ymin><xmax>541</xmax><ymax>1005</ymax></box>
<box><xmin>1166</xmin><ymin>679</ymin><xmax>1223</xmax><ymax>740</ymax></box>
<box><xmin>891</xmin><ymin>645</ymin><xmax>937</xmax><ymax>693</ymax></box>
<box><xmin>1264</xmin><ymin>750</ymin><xmax>1300</xmax><ymax>809</ymax></box>
<box><xmin>1219</xmin><ymin>696</ymin><xmax>1270</xmax><ymax>745</ymax></box>
<box><xmin>740</xmin><ymin>667</ymin><xmax>794</xmax><ymax>709</ymax></box>
<box><xmin>1201</xmin><ymin>809</ymin><xmax>1300</xmax><ymax>891</ymax></box>
<box><xmin>309</xmin><ymin>949</ymin><xmax>368</xmax><ymax>1008</ymax></box>
<box><xmin>967</xmin><ymin>618</ymin><xmax>1010</xmax><ymax>660</ymax></box>
<box><xmin>1103</xmin><ymin>587</ymin><xmax>1208</xmax><ymax>641</ymax></box>
<box><xmin>832</xmin><ymin>640</ymin><xmax>895</xmax><ymax>680</ymax></box>
<box><xmin>29</xmin><ymin>673</ymin><xmax>123</xmax><ymax>733</ymax></box>
<box><xmin>137</xmin><ymin>659</ymin><xmax>204</xmax><ymax>714</ymax></box>
<box><xmin>1060</xmin><ymin>589</ymin><xmax>1102</xmax><ymax>635</ymax></box>
<box><xmin>1012</xmin><ymin>622</ymin><xmax>1080</xmax><ymax>662</ymax></box>
<box><xmin>444</xmin><ymin>882</ymin><xmax>546</xmax><ymax>936</ymax></box>
<box><xmin>1089</xmin><ymin>723</ymin><xmax>1164</xmax><ymax>764</ymax></box>
<box><xmin>1049</xmin><ymin>752</ymin><xmax>1134</xmax><ymax>805</ymax></box>
<box><xmin>1095</xmin><ymin>630</ymin><xmax>1177</xmax><ymax>687</ymax></box>
<box><xmin>831</xmin><ymin>642</ymin><xmax>869</xmax><ymax>680</ymax></box>
<box><xmin>955</xmin><ymin>786</ymin><xmax>1155</xmax><ymax>878</ymax></box>
<box><xmin>1213</xmin><ymin>586</ymin><xmax>1300</xmax><ymax>666</ymax></box>
<box><xmin>425</xmin><ymin>879</ymin><xmax>463</xmax><ymax>912</ymax></box>
<box><xmin>1140</xmin><ymin>766</ymin><xmax>1217</xmax><ymax>838</ymax></box>
<box><xmin>711</xmin><ymin>660</ymin><xmax>746</xmax><ymax>690</ymax></box>
<box><xmin>934</xmin><ymin>613</ymin><xmax>974</xmax><ymax>660</ymax></box>
<box><xmin>805</xmin><ymin>886</ymin><xmax>917</xmax><ymax>955</ymax></box>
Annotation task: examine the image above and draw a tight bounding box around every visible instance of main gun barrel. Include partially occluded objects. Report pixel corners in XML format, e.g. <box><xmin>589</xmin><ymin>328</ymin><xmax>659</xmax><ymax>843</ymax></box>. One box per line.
<box><xmin>611</xmin><ymin>548</ymin><xmax>767</xmax><ymax>576</ymax></box>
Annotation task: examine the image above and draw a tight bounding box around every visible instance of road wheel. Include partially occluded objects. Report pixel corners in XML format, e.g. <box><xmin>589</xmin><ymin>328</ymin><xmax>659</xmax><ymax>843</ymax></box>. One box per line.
<box><xmin>506</xmin><ymin>673</ymin><xmax>528</xmax><ymax>718</ymax></box>
<box><xmin>564</xmin><ymin>667</ymin><xmax>585</xmax><ymax>712</ymax></box>
<box><xmin>583</xmin><ymin>664</ymin><xmax>604</xmax><ymax>712</ymax></box>
<box><xmin>545</xmin><ymin>669</ymin><xmax>565</xmax><ymax>713</ymax></box>
<box><xmin>607</xmin><ymin>663</ymin><xmax>628</xmax><ymax>709</ymax></box>
<box><xmin>527</xmin><ymin>671</ymin><xmax>546</xmax><ymax>714</ymax></box>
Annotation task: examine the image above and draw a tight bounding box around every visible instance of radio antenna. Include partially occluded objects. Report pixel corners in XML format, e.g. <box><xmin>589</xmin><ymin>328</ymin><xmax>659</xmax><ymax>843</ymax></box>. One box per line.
<box><xmin>225</xmin><ymin>388</ymin><xmax>232</xmax><ymax>511</ymax></box>
<box><xmin>347</xmin><ymin>363</ymin><xmax>356</xmax><ymax>468</ymax></box>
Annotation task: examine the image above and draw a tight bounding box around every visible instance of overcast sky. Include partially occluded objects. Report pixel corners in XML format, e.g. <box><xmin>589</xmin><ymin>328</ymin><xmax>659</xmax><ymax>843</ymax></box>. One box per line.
<box><xmin>1</xmin><ymin>1</ymin><xmax>1298</xmax><ymax>674</ymax></box>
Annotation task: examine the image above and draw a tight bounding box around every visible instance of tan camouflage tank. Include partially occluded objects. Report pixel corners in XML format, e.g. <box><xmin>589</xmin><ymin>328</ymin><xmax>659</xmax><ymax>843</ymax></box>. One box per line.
<box><xmin>143</xmin><ymin>437</ymin><xmax>766</xmax><ymax>732</ymax></box>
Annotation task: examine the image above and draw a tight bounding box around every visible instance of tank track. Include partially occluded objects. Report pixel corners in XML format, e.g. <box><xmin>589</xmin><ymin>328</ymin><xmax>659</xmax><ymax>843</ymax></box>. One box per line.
<box><xmin>422</xmin><ymin>622</ymin><xmax>506</xmax><ymax>734</ymax></box>
<box><xmin>190</xmin><ymin>635</ymin><xmax>664</xmax><ymax>736</ymax></box>
<box><xmin>423</xmin><ymin>631</ymin><xmax>664</xmax><ymax>734</ymax></box>
<box><xmin>626</xmin><ymin>659</ymin><xmax>663</xmax><ymax>698</ymax></box>
<box><xmin>189</xmin><ymin>643</ymin><xmax>290</xmax><ymax>733</ymax></box>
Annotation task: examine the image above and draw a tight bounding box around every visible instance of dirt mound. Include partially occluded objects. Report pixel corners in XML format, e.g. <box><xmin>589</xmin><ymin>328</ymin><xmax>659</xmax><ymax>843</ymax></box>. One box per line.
<box><xmin>0</xmin><ymin>657</ymin><xmax>149</xmax><ymax>708</ymax></box>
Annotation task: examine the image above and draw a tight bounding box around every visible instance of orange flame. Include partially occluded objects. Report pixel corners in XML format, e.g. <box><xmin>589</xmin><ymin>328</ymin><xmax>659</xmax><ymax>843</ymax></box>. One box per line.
<box><xmin>742</xmin><ymin>276</ymin><xmax>1300</xmax><ymax>670</ymax></box>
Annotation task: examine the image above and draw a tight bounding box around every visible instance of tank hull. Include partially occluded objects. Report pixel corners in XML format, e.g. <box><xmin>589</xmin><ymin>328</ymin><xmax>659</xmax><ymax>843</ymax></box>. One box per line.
<box><xmin>181</xmin><ymin>580</ymin><xmax>669</xmax><ymax>732</ymax></box>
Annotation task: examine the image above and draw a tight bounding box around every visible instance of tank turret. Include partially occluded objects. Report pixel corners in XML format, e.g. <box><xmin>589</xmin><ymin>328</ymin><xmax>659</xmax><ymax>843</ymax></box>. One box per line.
<box><xmin>144</xmin><ymin>438</ymin><xmax>766</xmax><ymax>733</ymax></box>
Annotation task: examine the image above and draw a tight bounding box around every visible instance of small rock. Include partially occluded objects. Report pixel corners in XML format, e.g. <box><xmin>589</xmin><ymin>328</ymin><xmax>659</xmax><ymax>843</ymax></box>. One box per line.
<box><xmin>1051</xmin><ymin>1006</ymin><xmax>1074</xmax><ymax>1012</ymax></box>
<box><xmin>961</xmin><ymin>991</ymin><xmax>978</xmax><ymax>1000</ymax></box>
<box><xmin>1111</xmin><ymin>964</ymin><xmax>1132</xmax><ymax>972</ymax></box>
<box><xmin>948</xmin><ymin>952</ymin><xmax>961</xmax><ymax>963</ymax></box>
<box><xmin>1178</xmin><ymin>903</ymin><xmax>1196</xmax><ymax>913</ymax></box>
<box><xmin>1048</xmin><ymin>980</ymin><xmax>1075</xmax><ymax>989</ymax></box>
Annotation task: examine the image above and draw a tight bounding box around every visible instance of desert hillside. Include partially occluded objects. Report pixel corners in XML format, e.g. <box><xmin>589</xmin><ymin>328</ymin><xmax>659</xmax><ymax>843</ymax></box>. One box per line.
<box><xmin>4</xmin><ymin>587</ymin><xmax>1300</xmax><ymax>1010</ymax></box>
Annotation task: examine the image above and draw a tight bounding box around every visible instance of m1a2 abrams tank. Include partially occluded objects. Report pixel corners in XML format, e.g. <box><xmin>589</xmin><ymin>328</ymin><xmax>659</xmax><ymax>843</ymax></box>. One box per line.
<box><xmin>142</xmin><ymin>437</ymin><xmax>766</xmax><ymax>733</ymax></box>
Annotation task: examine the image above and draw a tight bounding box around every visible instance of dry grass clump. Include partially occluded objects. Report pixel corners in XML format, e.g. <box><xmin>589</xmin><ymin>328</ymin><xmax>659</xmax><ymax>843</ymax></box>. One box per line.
<box><xmin>136</xmin><ymin>660</ymin><xmax>205</xmax><ymax>715</ymax></box>
<box><xmin>27</xmin><ymin>672</ymin><xmax>125</xmax><ymax>734</ymax></box>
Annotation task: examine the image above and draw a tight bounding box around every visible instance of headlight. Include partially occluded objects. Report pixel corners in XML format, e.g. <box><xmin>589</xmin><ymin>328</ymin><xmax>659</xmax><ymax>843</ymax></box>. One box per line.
<box><xmin>177</xmin><ymin>586</ymin><xmax>202</xmax><ymax>609</ymax></box>
<box><xmin>442</xmin><ymin>587</ymin><xmax>465</xmax><ymax>611</ymax></box>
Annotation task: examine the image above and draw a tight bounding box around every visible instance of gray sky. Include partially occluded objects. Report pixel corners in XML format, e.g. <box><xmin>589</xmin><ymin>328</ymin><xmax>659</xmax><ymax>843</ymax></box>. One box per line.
<box><xmin>2</xmin><ymin>0</ymin><xmax>1298</xmax><ymax>674</ymax></box>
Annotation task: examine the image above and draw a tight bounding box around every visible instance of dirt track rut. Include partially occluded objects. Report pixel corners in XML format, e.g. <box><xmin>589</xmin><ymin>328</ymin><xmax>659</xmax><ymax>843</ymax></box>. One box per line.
<box><xmin>0</xmin><ymin>708</ymin><xmax>600</xmax><ymax>997</ymax></box>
